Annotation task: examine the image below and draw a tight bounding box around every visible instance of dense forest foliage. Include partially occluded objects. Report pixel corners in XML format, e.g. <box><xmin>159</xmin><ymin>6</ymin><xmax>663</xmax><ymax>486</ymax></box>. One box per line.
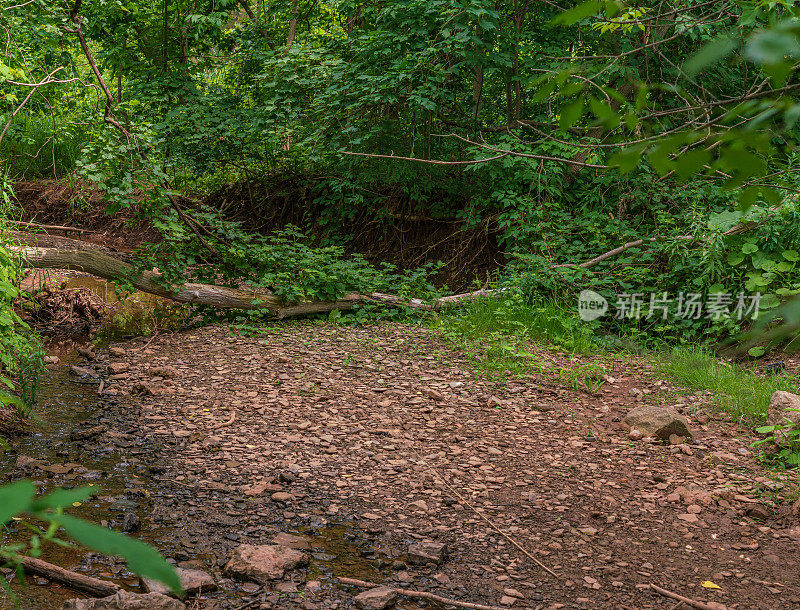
<box><xmin>3</xmin><ymin>1</ymin><xmax>800</xmax><ymax>598</ymax></box>
<box><xmin>2</xmin><ymin>0</ymin><xmax>800</xmax><ymax>364</ymax></box>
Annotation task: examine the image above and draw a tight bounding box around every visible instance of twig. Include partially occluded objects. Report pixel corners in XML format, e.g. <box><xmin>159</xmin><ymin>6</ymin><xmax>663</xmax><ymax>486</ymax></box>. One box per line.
<box><xmin>343</xmin><ymin>150</ymin><xmax>510</xmax><ymax>165</ymax></box>
<box><xmin>338</xmin><ymin>577</ymin><xmax>508</xmax><ymax>610</ymax></box>
<box><xmin>649</xmin><ymin>583</ymin><xmax>728</xmax><ymax>610</ymax></box>
<box><xmin>410</xmin><ymin>450</ymin><xmax>558</xmax><ymax>579</ymax></box>
<box><xmin>7</xmin><ymin>220</ymin><xmax>97</xmax><ymax>234</ymax></box>
<box><xmin>212</xmin><ymin>411</ymin><xmax>236</xmax><ymax>429</ymax></box>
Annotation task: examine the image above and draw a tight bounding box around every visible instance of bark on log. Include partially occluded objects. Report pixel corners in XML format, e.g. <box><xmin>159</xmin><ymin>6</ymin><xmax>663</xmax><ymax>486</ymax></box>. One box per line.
<box><xmin>20</xmin><ymin>556</ymin><xmax>122</xmax><ymax>597</ymax></box>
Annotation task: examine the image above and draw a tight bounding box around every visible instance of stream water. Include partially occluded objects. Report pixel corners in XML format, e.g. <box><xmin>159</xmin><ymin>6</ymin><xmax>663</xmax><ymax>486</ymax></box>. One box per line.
<box><xmin>1</xmin><ymin>277</ymin><xmax>390</xmax><ymax>609</ymax></box>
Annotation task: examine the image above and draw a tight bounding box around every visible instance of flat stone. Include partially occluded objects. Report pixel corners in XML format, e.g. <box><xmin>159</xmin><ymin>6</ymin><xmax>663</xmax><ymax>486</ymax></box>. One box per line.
<box><xmin>275</xmin><ymin>582</ymin><xmax>299</xmax><ymax>593</ymax></box>
<box><xmin>142</xmin><ymin>567</ymin><xmax>216</xmax><ymax>597</ymax></box>
<box><xmin>224</xmin><ymin>544</ymin><xmax>309</xmax><ymax>583</ymax></box>
<box><xmin>14</xmin><ymin>455</ymin><xmax>41</xmax><ymax>469</ymax></box>
<box><xmin>271</xmin><ymin>491</ymin><xmax>294</xmax><ymax>502</ymax></box>
<box><xmin>70</xmin><ymin>366</ymin><xmax>99</xmax><ymax>379</ymax></box>
<box><xmin>354</xmin><ymin>587</ymin><xmax>398</xmax><ymax>610</ymax></box>
<box><xmin>62</xmin><ymin>591</ymin><xmax>185</xmax><ymax>609</ymax></box>
<box><xmin>407</xmin><ymin>541</ymin><xmax>448</xmax><ymax>565</ymax></box>
<box><xmin>149</xmin><ymin>366</ymin><xmax>179</xmax><ymax>378</ymax></box>
<box><xmin>271</xmin><ymin>532</ymin><xmax>311</xmax><ymax>550</ymax></box>
<box><xmin>107</xmin><ymin>362</ymin><xmax>130</xmax><ymax>375</ymax></box>
<box><xmin>70</xmin><ymin>425</ymin><xmax>108</xmax><ymax>441</ymax></box>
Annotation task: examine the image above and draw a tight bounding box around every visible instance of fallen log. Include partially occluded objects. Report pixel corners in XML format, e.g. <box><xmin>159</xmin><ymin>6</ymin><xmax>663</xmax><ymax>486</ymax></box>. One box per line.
<box><xmin>14</xmin><ymin>246</ymin><xmax>284</xmax><ymax>311</ymax></box>
<box><xmin>19</xmin><ymin>556</ymin><xmax>122</xmax><ymax>597</ymax></box>
<box><xmin>11</xmin><ymin>246</ymin><xmax>502</xmax><ymax>317</ymax></box>
<box><xmin>8</xmin><ymin>213</ymin><xmax>764</xmax><ymax>318</ymax></box>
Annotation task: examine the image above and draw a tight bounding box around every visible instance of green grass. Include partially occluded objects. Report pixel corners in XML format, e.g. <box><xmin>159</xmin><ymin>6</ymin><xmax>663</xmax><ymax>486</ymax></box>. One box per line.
<box><xmin>431</xmin><ymin>295</ymin><xmax>611</xmax><ymax>389</ymax></box>
<box><xmin>434</xmin><ymin>295</ymin><xmax>596</xmax><ymax>354</ymax></box>
<box><xmin>659</xmin><ymin>347</ymin><xmax>800</xmax><ymax>425</ymax></box>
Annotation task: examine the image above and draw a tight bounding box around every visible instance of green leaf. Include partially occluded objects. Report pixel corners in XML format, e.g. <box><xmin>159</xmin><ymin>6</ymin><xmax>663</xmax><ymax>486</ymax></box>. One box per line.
<box><xmin>31</xmin><ymin>487</ymin><xmax>97</xmax><ymax>511</ymax></box>
<box><xmin>609</xmin><ymin>145</ymin><xmax>646</xmax><ymax>174</ymax></box>
<box><xmin>748</xmin><ymin>346</ymin><xmax>766</xmax><ymax>357</ymax></box>
<box><xmin>742</xmin><ymin>243</ymin><xmax>759</xmax><ymax>254</ymax></box>
<box><xmin>0</xmin><ymin>480</ymin><xmax>35</xmax><ymax>526</ymax></box>
<box><xmin>675</xmin><ymin>148</ymin><xmax>711</xmax><ymax>180</ymax></box>
<box><xmin>708</xmin><ymin>210</ymin><xmax>742</xmax><ymax>231</ymax></box>
<box><xmin>559</xmin><ymin>98</ymin><xmax>584</xmax><ymax>130</ymax></box>
<box><xmin>684</xmin><ymin>36</ymin><xmax>738</xmax><ymax>76</ymax></box>
<box><xmin>550</xmin><ymin>1</ymin><xmax>602</xmax><ymax>26</ymax></box>
<box><xmin>56</xmin><ymin>515</ymin><xmax>182</xmax><ymax>594</ymax></box>
<box><xmin>746</xmin><ymin>29</ymin><xmax>800</xmax><ymax>66</ymax></box>
<box><xmin>588</xmin><ymin>96</ymin><xmax>620</xmax><ymax>130</ymax></box>
<box><xmin>782</xmin><ymin>249</ymin><xmax>799</xmax><ymax>262</ymax></box>
<box><xmin>727</xmin><ymin>252</ymin><xmax>745</xmax><ymax>266</ymax></box>
<box><xmin>760</xmin><ymin>293</ymin><xmax>780</xmax><ymax>309</ymax></box>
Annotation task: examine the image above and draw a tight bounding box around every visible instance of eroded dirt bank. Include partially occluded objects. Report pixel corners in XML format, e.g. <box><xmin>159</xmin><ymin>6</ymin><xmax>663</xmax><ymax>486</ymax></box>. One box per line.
<box><xmin>8</xmin><ymin>322</ymin><xmax>799</xmax><ymax>609</ymax></box>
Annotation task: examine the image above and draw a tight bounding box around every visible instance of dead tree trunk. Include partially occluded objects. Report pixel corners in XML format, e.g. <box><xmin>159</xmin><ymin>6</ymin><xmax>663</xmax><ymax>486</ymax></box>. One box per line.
<box><xmin>14</xmin><ymin>246</ymin><xmax>501</xmax><ymax>318</ymax></box>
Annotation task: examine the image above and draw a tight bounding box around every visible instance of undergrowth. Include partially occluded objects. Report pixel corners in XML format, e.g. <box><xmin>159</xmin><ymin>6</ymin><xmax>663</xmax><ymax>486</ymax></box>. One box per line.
<box><xmin>434</xmin><ymin>295</ymin><xmax>799</xmax><ymax>428</ymax></box>
<box><xmin>659</xmin><ymin>347</ymin><xmax>800</xmax><ymax>426</ymax></box>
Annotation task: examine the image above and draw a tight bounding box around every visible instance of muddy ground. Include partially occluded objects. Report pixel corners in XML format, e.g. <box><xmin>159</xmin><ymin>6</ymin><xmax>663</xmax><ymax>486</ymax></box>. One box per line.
<box><xmin>6</xmin><ymin>321</ymin><xmax>800</xmax><ymax>609</ymax></box>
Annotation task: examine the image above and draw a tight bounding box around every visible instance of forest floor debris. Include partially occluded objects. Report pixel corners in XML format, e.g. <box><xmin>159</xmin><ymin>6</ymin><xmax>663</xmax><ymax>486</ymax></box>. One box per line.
<box><xmin>7</xmin><ymin>322</ymin><xmax>800</xmax><ymax>609</ymax></box>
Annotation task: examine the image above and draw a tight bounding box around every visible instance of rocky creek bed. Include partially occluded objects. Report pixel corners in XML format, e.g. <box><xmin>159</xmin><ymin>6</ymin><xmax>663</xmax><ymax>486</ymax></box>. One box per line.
<box><xmin>2</xmin><ymin>322</ymin><xmax>800</xmax><ymax>609</ymax></box>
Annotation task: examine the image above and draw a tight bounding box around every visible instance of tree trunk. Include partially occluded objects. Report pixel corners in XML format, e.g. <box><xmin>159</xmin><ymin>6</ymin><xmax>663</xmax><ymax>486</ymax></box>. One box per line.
<box><xmin>286</xmin><ymin>0</ymin><xmax>299</xmax><ymax>48</ymax></box>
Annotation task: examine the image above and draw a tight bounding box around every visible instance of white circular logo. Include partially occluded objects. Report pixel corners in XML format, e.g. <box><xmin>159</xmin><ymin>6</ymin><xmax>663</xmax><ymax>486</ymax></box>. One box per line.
<box><xmin>577</xmin><ymin>290</ymin><xmax>608</xmax><ymax>321</ymax></box>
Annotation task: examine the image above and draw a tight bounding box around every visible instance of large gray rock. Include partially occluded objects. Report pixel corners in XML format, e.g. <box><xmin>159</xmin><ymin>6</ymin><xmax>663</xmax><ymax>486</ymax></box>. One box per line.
<box><xmin>623</xmin><ymin>406</ymin><xmax>692</xmax><ymax>441</ymax></box>
<box><xmin>225</xmin><ymin>544</ymin><xmax>309</xmax><ymax>583</ymax></box>
<box><xmin>767</xmin><ymin>391</ymin><xmax>800</xmax><ymax>447</ymax></box>
<box><xmin>62</xmin><ymin>591</ymin><xmax>185</xmax><ymax>609</ymax></box>
<box><xmin>354</xmin><ymin>586</ymin><xmax>398</xmax><ymax>610</ymax></box>
<box><xmin>142</xmin><ymin>567</ymin><xmax>216</xmax><ymax>597</ymax></box>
